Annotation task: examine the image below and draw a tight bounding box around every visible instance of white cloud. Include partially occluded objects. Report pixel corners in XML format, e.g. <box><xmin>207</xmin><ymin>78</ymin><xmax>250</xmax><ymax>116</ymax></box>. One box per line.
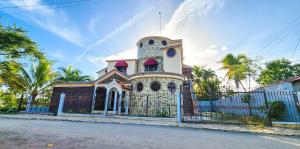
<box><xmin>72</xmin><ymin>7</ymin><xmax>154</xmax><ymax>65</ymax></box>
<box><xmin>220</xmin><ymin>46</ymin><xmax>228</xmax><ymax>51</ymax></box>
<box><xmin>162</xmin><ymin>0</ymin><xmax>224</xmax><ymax>76</ymax></box>
<box><xmin>163</xmin><ymin>0</ymin><xmax>223</xmax><ymax>36</ymax></box>
<box><xmin>5</xmin><ymin>0</ymin><xmax>85</xmax><ymax>47</ymax></box>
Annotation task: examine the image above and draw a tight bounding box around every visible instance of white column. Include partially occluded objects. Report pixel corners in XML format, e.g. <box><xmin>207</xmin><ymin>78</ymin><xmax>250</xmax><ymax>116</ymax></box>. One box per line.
<box><xmin>91</xmin><ymin>86</ymin><xmax>97</xmax><ymax>112</ymax></box>
<box><xmin>118</xmin><ymin>90</ymin><xmax>123</xmax><ymax>115</ymax></box>
<box><xmin>57</xmin><ymin>93</ymin><xmax>66</xmax><ymax>116</ymax></box>
<box><xmin>125</xmin><ymin>91</ymin><xmax>129</xmax><ymax>115</ymax></box>
<box><xmin>177</xmin><ymin>92</ymin><xmax>182</xmax><ymax>126</ymax></box>
<box><xmin>26</xmin><ymin>96</ymin><xmax>33</xmax><ymax>112</ymax></box>
<box><xmin>104</xmin><ymin>90</ymin><xmax>109</xmax><ymax>116</ymax></box>
<box><xmin>113</xmin><ymin>91</ymin><xmax>118</xmax><ymax>115</ymax></box>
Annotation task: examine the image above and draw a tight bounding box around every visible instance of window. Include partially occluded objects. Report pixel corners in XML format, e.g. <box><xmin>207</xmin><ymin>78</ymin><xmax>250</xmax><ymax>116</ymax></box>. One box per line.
<box><xmin>168</xmin><ymin>82</ymin><xmax>176</xmax><ymax>93</ymax></box>
<box><xmin>167</xmin><ymin>48</ymin><xmax>176</xmax><ymax>57</ymax></box>
<box><xmin>162</xmin><ymin>40</ymin><xmax>167</xmax><ymax>46</ymax></box>
<box><xmin>145</xmin><ymin>65</ymin><xmax>158</xmax><ymax>72</ymax></box>
<box><xmin>136</xmin><ymin>82</ymin><xmax>143</xmax><ymax>92</ymax></box>
<box><xmin>139</xmin><ymin>42</ymin><xmax>143</xmax><ymax>48</ymax></box>
<box><xmin>149</xmin><ymin>39</ymin><xmax>154</xmax><ymax>45</ymax></box>
<box><xmin>151</xmin><ymin>81</ymin><xmax>161</xmax><ymax>91</ymax></box>
<box><xmin>116</xmin><ymin>67</ymin><xmax>127</xmax><ymax>74</ymax></box>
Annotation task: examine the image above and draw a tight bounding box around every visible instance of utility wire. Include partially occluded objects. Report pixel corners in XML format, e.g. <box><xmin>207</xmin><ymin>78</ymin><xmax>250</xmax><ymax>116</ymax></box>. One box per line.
<box><xmin>0</xmin><ymin>0</ymin><xmax>92</xmax><ymax>10</ymax></box>
<box><xmin>291</xmin><ymin>38</ymin><xmax>300</xmax><ymax>58</ymax></box>
<box><xmin>256</xmin><ymin>15</ymin><xmax>300</xmax><ymax>56</ymax></box>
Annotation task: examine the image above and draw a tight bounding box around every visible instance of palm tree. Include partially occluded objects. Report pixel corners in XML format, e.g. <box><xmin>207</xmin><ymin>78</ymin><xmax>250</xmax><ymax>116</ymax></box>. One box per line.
<box><xmin>193</xmin><ymin>66</ymin><xmax>221</xmax><ymax>100</ymax></box>
<box><xmin>219</xmin><ymin>54</ymin><xmax>253</xmax><ymax>91</ymax></box>
<box><xmin>57</xmin><ymin>65</ymin><xmax>91</xmax><ymax>82</ymax></box>
<box><xmin>0</xmin><ymin>59</ymin><xmax>56</xmax><ymax>111</ymax></box>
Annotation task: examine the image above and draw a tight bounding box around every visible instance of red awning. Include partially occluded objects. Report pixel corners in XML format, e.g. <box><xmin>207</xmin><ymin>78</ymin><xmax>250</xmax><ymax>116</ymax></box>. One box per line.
<box><xmin>114</xmin><ymin>60</ymin><xmax>128</xmax><ymax>67</ymax></box>
<box><xmin>144</xmin><ymin>58</ymin><xmax>158</xmax><ymax>66</ymax></box>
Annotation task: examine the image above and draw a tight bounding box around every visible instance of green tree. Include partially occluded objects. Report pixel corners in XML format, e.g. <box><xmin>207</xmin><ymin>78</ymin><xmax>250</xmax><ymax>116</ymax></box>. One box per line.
<box><xmin>257</xmin><ymin>58</ymin><xmax>300</xmax><ymax>85</ymax></box>
<box><xmin>0</xmin><ymin>59</ymin><xmax>56</xmax><ymax>111</ymax></box>
<box><xmin>0</xmin><ymin>23</ymin><xmax>43</xmax><ymax>59</ymax></box>
<box><xmin>193</xmin><ymin>66</ymin><xmax>222</xmax><ymax>100</ymax></box>
<box><xmin>57</xmin><ymin>65</ymin><xmax>92</xmax><ymax>82</ymax></box>
<box><xmin>220</xmin><ymin>53</ymin><xmax>255</xmax><ymax>91</ymax></box>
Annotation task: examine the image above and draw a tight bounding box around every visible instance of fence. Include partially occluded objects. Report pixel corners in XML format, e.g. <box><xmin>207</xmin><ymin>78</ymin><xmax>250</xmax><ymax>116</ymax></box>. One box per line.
<box><xmin>182</xmin><ymin>91</ymin><xmax>300</xmax><ymax>125</ymax></box>
<box><xmin>26</xmin><ymin>94</ymin><xmax>51</xmax><ymax>113</ymax></box>
<box><xmin>129</xmin><ymin>92</ymin><xmax>177</xmax><ymax>117</ymax></box>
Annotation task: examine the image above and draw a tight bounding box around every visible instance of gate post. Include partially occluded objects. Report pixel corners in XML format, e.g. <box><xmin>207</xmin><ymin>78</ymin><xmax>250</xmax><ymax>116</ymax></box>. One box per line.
<box><xmin>57</xmin><ymin>92</ymin><xmax>66</xmax><ymax>116</ymax></box>
<box><xmin>177</xmin><ymin>92</ymin><xmax>182</xmax><ymax>126</ymax></box>
<box><xmin>26</xmin><ymin>96</ymin><xmax>33</xmax><ymax>112</ymax></box>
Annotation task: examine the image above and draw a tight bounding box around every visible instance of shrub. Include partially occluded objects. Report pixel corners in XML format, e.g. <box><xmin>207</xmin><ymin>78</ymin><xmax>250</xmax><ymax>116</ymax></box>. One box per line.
<box><xmin>268</xmin><ymin>101</ymin><xmax>285</xmax><ymax>121</ymax></box>
<box><xmin>241</xmin><ymin>94</ymin><xmax>250</xmax><ymax>103</ymax></box>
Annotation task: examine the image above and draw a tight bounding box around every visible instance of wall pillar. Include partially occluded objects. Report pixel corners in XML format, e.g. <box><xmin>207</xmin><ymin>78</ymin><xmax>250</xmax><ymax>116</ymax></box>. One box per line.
<box><xmin>118</xmin><ymin>90</ymin><xmax>123</xmax><ymax>115</ymax></box>
<box><xmin>104</xmin><ymin>90</ymin><xmax>109</xmax><ymax>116</ymax></box>
<box><xmin>91</xmin><ymin>86</ymin><xmax>98</xmax><ymax>112</ymax></box>
<box><xmin>26</xmin><ymin>96</ymin><xmax>33</xmax><ymax>112</ymax></box>
<box><xmin>177</xmin><ymin>92</ymin><xmax>182</xmax><ymax>126</ymax></box>
<box><xmin>113</xmin><ymin>91</ymin><xmax>118</xmax><ymax>115</ymax></box>
<box><xmin>57</xmin><ymin>93</ymin><xmax>66</xmax><ymax>116</ymax></box>
<box><xmin>125</xmin><ymin>91</ymin><xmax>129</xmax><ymax>115</ymax></box>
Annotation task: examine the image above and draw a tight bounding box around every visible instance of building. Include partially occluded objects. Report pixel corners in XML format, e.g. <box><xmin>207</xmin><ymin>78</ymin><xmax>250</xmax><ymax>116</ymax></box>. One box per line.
<box><xmin>260</xmin><ymin>76</ymin><xmax>300</xmax><ymax>92</ymax></box>
<box><xmin>50</xmin><ymin>36</ymin><xmax>193</xmax><ymax>116</ymax></box>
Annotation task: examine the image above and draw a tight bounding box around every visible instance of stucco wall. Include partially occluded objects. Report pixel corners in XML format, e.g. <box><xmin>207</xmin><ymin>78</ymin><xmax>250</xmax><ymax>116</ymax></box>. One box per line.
<box><xmin>264</xmin><ymin>82</ymin><xmax>294</xmax><ymax>92</ymax></box>
<box><xmin>106</xmin><ymin>60</ymin><xmax>137</xmax><ymax>76</ymax></box>
<box><xmin>163</xmin><ymin>47</ymin><xmax>182</xmax><ymax>74</ymax></box>
<box><xmin>292</xmin><ymin>81</ymin><xmax>300</xmax><ymax>91</ymax></box>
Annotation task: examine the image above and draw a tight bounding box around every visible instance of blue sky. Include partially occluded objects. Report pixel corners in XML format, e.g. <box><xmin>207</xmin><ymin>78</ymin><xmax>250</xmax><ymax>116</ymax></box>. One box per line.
<box><xmin>1</xmin><ymin>0</ymin><xmax>300</xmax><ymax>79</ymax></box>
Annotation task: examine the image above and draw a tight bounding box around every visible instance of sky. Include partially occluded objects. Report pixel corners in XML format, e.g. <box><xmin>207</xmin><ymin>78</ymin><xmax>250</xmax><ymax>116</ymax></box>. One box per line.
<box><xmin>1</xmin><ymin>0</ymin><xmax>300</xmax><ymax>83</ymax></box>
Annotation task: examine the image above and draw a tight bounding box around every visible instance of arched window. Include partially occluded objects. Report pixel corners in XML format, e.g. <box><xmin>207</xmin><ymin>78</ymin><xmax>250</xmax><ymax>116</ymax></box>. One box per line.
<box><xmin>136</xmin><ymin>82</ymin><xmax>143</xmax><ymax>92</ymax></box>
<box><xmin>114</xmin><ymin>60</ymin><xmax>128</xmax><ymax>74</ymax></box>
<box><xmin>144</xmin><ymin>58</ymin><xmax>158</xmax><ymax>72</ymax></box>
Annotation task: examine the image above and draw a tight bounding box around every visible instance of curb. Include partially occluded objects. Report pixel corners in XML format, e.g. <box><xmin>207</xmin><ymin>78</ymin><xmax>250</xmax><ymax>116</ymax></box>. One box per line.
<box><xmin>0</xmin><ymin>115</ymin><xmax>299</xmax><ymax>137</ymax></box>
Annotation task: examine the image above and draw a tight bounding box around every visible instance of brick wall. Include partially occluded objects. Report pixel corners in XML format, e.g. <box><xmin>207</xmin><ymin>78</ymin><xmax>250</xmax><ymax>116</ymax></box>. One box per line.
<box><xmin>50</xmin><ymin>86</ymin><xmax>94</xmax><ymax>114</ymax></box>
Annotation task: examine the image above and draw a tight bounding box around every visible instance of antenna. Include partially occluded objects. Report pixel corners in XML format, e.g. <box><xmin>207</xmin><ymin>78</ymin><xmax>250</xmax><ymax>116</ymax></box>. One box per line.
<box><xmin>159</xmin><ymin>12</ymin><xmax>161</xmax><ymax>36</ymax></box>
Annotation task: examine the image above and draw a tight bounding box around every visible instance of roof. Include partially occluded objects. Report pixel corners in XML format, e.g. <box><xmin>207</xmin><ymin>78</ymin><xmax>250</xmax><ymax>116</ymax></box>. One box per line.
<box><xmin>278</xmin><ymin>76</ymin><xmax>300</xmax><ymax>83</ymax></box>
<box><xmin>182</xmin><ymin>64</ymin><xmax>193</xmax><ymax>69</ymax></box>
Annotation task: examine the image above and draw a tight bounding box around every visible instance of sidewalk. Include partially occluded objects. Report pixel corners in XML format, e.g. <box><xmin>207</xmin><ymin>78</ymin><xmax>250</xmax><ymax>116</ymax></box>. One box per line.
<box><xmin>0</xmin><ymin>113</ymin><xmax>299</xmax><ymax>137</ymax></box>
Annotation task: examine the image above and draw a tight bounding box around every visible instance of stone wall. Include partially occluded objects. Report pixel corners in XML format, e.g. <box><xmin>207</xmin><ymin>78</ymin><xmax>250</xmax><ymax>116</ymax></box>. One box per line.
<box><xmin>129</xmin><ymin>77</ymin><xmax>182</xmax><ymax>117</ymax></box>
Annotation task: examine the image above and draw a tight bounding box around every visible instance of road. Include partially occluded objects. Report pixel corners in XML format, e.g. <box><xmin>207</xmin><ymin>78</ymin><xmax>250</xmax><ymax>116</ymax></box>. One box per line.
<box><xmin>0</xmin><ymin>118</ymin><xmax>299</xmax><ymax>149</ymax></box>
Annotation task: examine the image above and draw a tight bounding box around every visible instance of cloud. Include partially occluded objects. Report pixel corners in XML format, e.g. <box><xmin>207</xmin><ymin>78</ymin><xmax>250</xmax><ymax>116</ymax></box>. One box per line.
<box><xmin>72</xmin><ymin>7</ymin><xmax>154</xmax><ymax>65</ymax></box>
<box><xmin>220</xmin><ymin>46</ymin><xmax>228</xmax><ymax>51</ymax></box>
<box><xmin>4</xmin><ymin>0</ymin><xmax>85</xmax><ymax>47</ymax></box>
<box><xmin>163</xmin><ymin>0</ymin><xmax>223</xmax><ymax>36</ymax></box>
<box><xmin>85</xmin><ymin>48</ymin><xmax>137</xmax><ymax>70</ymax></box>
<box><xmin>161</xmin><ymin>0</ymin><xmax>224</xmax><ymax>71</ymax></box>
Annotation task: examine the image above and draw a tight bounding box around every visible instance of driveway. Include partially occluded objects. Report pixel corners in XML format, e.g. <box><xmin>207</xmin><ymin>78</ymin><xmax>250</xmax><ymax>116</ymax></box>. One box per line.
<box><xmin>0</xmin><ymin>118</ymin><xmax>299</xmax><ymax>149</ymax></box>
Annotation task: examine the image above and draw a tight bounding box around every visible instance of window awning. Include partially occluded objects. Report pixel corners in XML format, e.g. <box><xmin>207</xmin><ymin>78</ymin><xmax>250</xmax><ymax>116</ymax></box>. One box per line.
<box><xmin>114</xmin><ymin>60</ymin><xmax>128</xmax><ymax>67</ymax></box>
<box><xmin>144</xmin><ymin>58</ymin><xmax>158</xmax><ymax>66</ymax></box>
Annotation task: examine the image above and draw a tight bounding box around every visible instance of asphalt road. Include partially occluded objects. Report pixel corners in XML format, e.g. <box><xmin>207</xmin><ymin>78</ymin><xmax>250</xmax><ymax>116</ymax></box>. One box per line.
<box><xmin>0</xmin><ymin>118</ymin><xmax>299</xmax><ymax>149</ymax></box>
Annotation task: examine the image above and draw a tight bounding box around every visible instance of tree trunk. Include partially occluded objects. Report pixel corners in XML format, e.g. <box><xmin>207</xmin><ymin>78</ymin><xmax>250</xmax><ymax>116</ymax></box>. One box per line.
<box><xmin>238</xmin><ymin>80</ymin><xmax>247</xmax><ymax>92</ymax></box>
<box><xmin>17</xmin><ymin>94</ymin><xmax>24</xmax><ymax>112</ymax></box>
